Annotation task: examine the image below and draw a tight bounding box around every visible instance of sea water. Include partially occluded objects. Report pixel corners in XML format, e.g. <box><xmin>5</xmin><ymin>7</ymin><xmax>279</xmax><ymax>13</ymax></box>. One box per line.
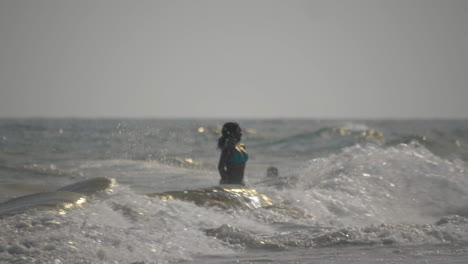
<box><xmin>0</xmin><ymin>119</ymin><xmax>467</xmax><ymax>263</ymax></box>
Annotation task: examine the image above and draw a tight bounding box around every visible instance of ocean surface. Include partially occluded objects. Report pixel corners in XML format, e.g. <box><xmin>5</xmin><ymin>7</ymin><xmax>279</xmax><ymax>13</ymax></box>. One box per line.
<box><xmin>0</xmin><ymin>119</ymin><xmax>467</xmax><ymax>263</ymax></box>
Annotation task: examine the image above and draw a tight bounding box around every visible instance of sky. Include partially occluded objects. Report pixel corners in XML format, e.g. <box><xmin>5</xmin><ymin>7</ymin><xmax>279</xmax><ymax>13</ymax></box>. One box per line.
<box><xmin>0</xmin><ymin>0</ymin><xmax>467</xmax><ymax>119</ymax></box>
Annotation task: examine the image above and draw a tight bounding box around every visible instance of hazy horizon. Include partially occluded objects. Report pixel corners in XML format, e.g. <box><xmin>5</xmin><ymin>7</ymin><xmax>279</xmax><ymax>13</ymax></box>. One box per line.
<box><xmin>1</xmin><ymin>0</ymin><xmax>467</xmax><ymax>119</ymax></box>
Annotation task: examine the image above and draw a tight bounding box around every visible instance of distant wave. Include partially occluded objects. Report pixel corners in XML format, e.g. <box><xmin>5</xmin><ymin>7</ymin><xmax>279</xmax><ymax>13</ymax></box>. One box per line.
<box><xmin>131</xmin><ymin>155</ymin><xmax>215</xmax><ymax>170</ymax></box>
<box><xmin>0</xmin><ymin>177</ymin><xmax>113</xmax><ymax>217</ymax></box>
<box><xmin>252</xmin><ymin>126</ymin><xmax>385</xmax><ymax>155</ymax></box>
<box><xmin>0</xmin><ymin>163</ymin><xmax>76</xmax><ymax>178</ymax></box>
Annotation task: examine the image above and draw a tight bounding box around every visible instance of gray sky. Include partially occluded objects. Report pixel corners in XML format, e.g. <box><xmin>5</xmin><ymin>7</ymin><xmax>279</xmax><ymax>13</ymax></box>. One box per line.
<box><xmin>0</xmin><ymin>0</ymin><xmax>467</xmax><ymax>119</ymax></box>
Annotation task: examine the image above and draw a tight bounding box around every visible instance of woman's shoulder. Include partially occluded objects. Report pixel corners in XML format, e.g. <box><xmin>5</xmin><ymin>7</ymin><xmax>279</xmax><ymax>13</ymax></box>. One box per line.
<box><xmin>223</xmin><ymin>141</ymin><xmax>247</xmax><ymax>151</ymax></box>
<box><xmin>235</xmin><ymin>143</ymin><xmax>247</xmax><ymax>153</ymax></box>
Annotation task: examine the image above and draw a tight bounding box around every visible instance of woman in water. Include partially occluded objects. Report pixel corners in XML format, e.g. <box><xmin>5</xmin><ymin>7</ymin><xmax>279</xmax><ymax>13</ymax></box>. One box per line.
<box><xmin>217</xmin><ymin>122</ymin><xmax>248</xmax><ymax>185</ymax></box>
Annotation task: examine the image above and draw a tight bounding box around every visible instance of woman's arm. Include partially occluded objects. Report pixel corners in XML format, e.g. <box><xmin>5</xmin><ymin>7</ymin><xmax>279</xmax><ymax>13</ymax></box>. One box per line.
<box><xmin>218</xmin><ymin>147</ymin><xmax>232</xmax><ymax>182</ymax></box>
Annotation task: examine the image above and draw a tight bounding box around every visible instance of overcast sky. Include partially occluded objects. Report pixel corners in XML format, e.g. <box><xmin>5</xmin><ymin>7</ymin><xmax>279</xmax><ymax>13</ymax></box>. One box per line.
<box><xmin>0</xmin><ymin>0</ymin><xmax>467</xmax><ymax>119</ymax></box>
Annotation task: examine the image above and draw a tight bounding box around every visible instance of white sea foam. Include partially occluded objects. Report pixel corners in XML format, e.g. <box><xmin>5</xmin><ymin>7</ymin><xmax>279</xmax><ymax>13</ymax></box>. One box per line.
<box><xmin>1</xmin><ymin>119</ymin><xmax>468</xmax><ymax>263</ymax></box>
<box><xmin>268</xmin><ymin>142</ymin><xmax>468</xmax><ymax>227</ymax></box>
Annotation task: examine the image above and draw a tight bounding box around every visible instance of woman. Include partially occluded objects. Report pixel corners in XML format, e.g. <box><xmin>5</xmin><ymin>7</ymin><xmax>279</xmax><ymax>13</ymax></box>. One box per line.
<box><xmin>217</xmin><ymin>122</ymin><xmax>248</xmax><ymax>185</ymax></box>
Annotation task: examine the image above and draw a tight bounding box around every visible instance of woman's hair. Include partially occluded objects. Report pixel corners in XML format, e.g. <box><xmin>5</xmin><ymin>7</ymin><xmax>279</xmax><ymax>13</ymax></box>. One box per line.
<box><xmin>218</xmin><ymin>122</ymin><xmax>241</xmax><ymax>149</ymax></box>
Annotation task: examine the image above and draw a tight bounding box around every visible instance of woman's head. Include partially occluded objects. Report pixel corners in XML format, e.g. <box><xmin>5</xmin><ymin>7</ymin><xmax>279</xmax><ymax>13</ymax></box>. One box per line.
<box><xmin>222</xmin><ymin>122</ymin><xmax>242</xmax><ymax>140</ymax></box>
<box><xmin>218</xmin><ymin>122</ymin><xmax>242</xmax><ymax>149</ymax></box>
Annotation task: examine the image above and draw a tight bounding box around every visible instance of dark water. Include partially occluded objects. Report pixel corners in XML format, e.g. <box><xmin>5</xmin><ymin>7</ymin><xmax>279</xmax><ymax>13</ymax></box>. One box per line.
<box><xmin>0</xmin><ymin>119</ymin><xmax>467</xmax><ymax>263</ymax></box>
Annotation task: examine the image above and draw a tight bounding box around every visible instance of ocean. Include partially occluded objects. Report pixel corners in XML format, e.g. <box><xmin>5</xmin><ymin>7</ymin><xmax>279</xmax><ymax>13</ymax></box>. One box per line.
<box><xmin>0</xmin><ymin>119</ymin><xmax>467</xmax><ymax>263</ymax></box>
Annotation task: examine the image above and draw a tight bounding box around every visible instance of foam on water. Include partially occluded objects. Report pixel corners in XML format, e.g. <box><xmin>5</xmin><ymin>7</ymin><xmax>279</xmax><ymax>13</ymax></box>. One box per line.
<box><xmin>266</xmin><ymin>142</ymin><xmax>468</xmax><ymax>227</ymax></box>
<box><xmin>1</xmin><ymin>181</ymin><xmax>311</xmax><ymax>263</ymax></box>
<box><xmin>0</xmin><ymin>185</ymin><xmax>231</xmax><ymax>263</ymax></box>
<box><xmin>1</xmin><ymin>119</ymin><xmax>468</xmax><ymax>263</ymax></box>
<box><xmin>206</xmin><ymin>215</ymin><xmax>468</xmax><ymax>249</ymax></box>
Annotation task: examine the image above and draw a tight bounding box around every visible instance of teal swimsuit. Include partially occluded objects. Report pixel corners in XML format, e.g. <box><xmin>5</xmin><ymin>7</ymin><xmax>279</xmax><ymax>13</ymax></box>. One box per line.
<box><xmin>228</xmin><ymin>144</ymin><xmax>249</xmax><ymax>163</ymax></box>
<box><xmin>219</xmin><ymin>143</ymin><xmax>248</xmax><ymax>185</ymax></box>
